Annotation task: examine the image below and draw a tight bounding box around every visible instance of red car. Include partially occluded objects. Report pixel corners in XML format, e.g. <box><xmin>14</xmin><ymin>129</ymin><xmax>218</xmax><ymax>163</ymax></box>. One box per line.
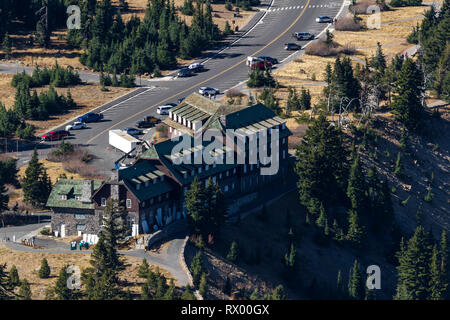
<box><xmin>249</xmin><ymin>60</ymin><xmax>272</xmax><ymax>70</ymax></box>
<box><xmin>41</xmin><ymin>130</ymin><xmax>70</xmax><ymax>141</ymax></box>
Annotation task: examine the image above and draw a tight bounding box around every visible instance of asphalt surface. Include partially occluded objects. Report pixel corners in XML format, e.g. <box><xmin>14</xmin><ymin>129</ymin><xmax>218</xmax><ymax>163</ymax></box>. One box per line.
<box><xmin>0</xmin><ymin>0</ymin><xmax>347</xmax><ymax>174</ymax></box>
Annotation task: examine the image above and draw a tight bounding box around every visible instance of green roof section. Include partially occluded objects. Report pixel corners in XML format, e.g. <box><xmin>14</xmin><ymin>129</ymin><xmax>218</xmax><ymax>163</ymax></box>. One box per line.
<box><xmin>46</xmin><ymin>179</ymin><xmax>102</xmax><ymax>209</ymax></box>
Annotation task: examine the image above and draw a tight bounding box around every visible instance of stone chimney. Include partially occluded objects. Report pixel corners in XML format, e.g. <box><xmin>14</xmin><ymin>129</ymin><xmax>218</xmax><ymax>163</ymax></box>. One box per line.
<box><xmin>111</xmin><ymin>184</ymin><xmax>119</xmax><ymax>201</ymax></box>
<box><xmin>81</xmin><ymin>180</ymin><xmax>94</xmax><ymax>203</ymax></box>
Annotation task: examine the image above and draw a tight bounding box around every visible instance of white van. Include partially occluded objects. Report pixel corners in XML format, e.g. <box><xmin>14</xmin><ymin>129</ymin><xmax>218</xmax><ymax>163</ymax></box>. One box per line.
<box><xmin>157</xmin><ymin>104</ymin><xmax>174</xmax><ymax>115</ymax></box>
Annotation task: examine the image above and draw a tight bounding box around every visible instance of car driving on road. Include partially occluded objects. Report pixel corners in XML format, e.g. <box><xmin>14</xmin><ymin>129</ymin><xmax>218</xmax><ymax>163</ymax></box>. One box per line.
<box><xmin>78</xmin><ymin>112</ymin><xmax>103</xmax><ymax>123</ymax></box>
<box><xmin>284</xmin><ymin>42</ymin><xmax>301</xmax><ymax>50</ymax></box>
<box><xmin>199</xmin><ymin>87</ymin><xmax>220</xmax><ymax>96</ymax></box>
<box><xmin>41</xmin><ymin>130</ymin><xmax>70</xmax><ymax>141</ymax></box>
<box><xmin>316</xmin><ymin>16</ymin><xmax>333</xmax><ymax>23</ymax></box>
<box><xmin>293</xmin><ymin>32</ymin><xmax>315</xmax><ymax>40</ymax></box>
<box><xmin>65</xmin><ymin>121</ymin><xmax>87</xmax><ymax>131</ymax></box>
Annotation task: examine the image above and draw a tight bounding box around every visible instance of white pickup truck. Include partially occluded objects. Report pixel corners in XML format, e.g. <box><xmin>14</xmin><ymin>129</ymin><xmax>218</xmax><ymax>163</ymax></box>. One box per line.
<box><xmin>109</xmin><ymin>129</ymin><xmax>140</xmax><ymax>153</ymax></box>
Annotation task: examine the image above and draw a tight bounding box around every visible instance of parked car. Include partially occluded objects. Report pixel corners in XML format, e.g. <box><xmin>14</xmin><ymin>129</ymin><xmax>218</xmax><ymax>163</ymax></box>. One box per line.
<box><xmin>65</xmin><ymin>121</ymin><xmax>87</xmax><ymax>131</ymax></box>
<box><xmin>177</xmin><ymin>67</ymin><xmax>193</xmax><ymax>77</ymax></box>
<box><xmin>78</xmin><ymin>112</ymin><xmax>103</xmax><ymax>123</ymax></box>
<box><xmin>199</xmin><ymin>87</ymin><xmax>220</xmax><ymax>96</ymax></box>
<box><xmin>41</xmin><ymin>130</ymin><xmax>70</xmax><ymax>141</ymax></box>
<box><xmin>284</xmin><ymin>42</ymin><xmax>301</xmax><ymax>50</ymax></box>
<box><xmin>124</xmin><ymin>127</ymin><xmax>143</xmax><ymax>136</ymax></box>
<box><xmin>293</xmin><ymin>32</ymin><xmax>315</xmax><ymax>40</ymax></box>
<box><xmin>316</xmin><ymin>16</ymin><xmax>333</xmax><ymax>23</ymax></box>
<box><xmin>249</xmin><ymin>60</ymin><xmax>273</xmax><ymax>70</ymax></box>
<box><xmin>188</xmin><ymin>63</ymin><xmax>205</xmax><ymax>72</ymax></box>
<box><xmin>135</xmin><ymin>116</ymin><xmax>161</xmax><ymax>128</ymax></box>
<box><xmin>157</xmin><ymin>104</ymin><xmax>176</xmax><ymax>115</ymax></box>
<box><xmin>258</xmin><ymin>56</ymin><xmax>278</xmax><ymax>65</ymax></box>
<box><xmin>246</xmin><ymin>56</ymin><xmax>262</xmax><ymax>66</ymax></box>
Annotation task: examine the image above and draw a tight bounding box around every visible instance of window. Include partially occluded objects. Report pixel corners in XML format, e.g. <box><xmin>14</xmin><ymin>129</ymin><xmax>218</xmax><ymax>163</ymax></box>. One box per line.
<box><xmin>126</xmin><ymin>199</ymin><xmax>132</xmax><ymax>208</ymax></box>
<box><xmin>282</xmin><ymin>138</ymin><xmax>286</xmax><ymax>144</ymax></box>
<box><xmin>232</xmin><ymin>183</ymin><xmax>235</xmax><ymax>189</ymax></box>
<box><xmin>233</xmin><ymin>168</ymin><xmax>236</xmax><ymax>174</ymax></box>
<box><xmin>212</xmin><ymin>176</ymin><xmax>216</xmax><ymax>184</ymax></box>
<box><xmin>166</xmin><ymin>193</ymin><xmax>169</xmax><ymax>199</ymax></box>
<box><xmin>198</xmin><ymin>167</ymin><xmax>202</xmax><ymax>174</ymax></box>
<box><xmin>219</xmin><ymin>173</ymin><xmax>222</xmax><ymax>179</ymax></box>
<box><xmin>75</xmin><ymin>195</ymin><xmax>81</xmax><ymax>201</ymax></box>
<box><xmin>283</xmin><ymin>150</ymin><xmax>286</xmax><ymax>159</ymax></box>
<box><xmin>60</xmin><ymin>194</ymin><xmax>67</xmax><ymax>200</ymax></box>
<box><xmin>224</xmin><ymin>185</ymin><xmax>229</xmax><ymax>192</ymax></box>
<box><xmin>145</xmin><ymin>181</ymin><xmax>149</xmax><ymax>187</ymax></box>
<box><xmin>205</xmin><ymin>164</ymin><xmax>209</xmax><ymax>171</ymax></box>
<box><xmin>101</xmin><ymin>197</ymin><xmax>106</xmax><ymax>206</ymax></box>
<box><xmin>75</xmin><ymin>214</ymin><xmax>86</xmax><ymax>220</ymax></box>
<box><xmin>76</xmin><ymin>224</ymin><xmax>86</xmax><ymax>231</ymax></box>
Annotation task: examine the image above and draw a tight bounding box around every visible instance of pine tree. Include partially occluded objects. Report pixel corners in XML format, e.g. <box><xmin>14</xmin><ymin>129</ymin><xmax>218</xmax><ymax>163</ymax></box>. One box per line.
<box><xmin>271</xmin><ymin>285</ymin><xmax>287</xmax><ymax>300</ymax></box>
<box><xmin>299</xmin><ymin>87</ymin><xmax>311</xmax><ymax>110</ymax></box>
<box><xmin>370</xmin><ymin>42</ymin><xmax>386</xmax><ymax>72</ymax></box>
<box><xmin>181</xmin><ymin>284</ymin><xmax>196</xmax><ymax>300</ymax></box>
<box><xmin>198</xmin><ymin>272</ymin><xmax>208</xmax><ymax>298</ymax></box>
<box><xmin>395</xmin><ymin>225</ymin><xmax>433</xmax><ymax>300</ymax></box>
<box><xmin>347</xmin><ymin>209</ymin><xmax>364</xmax><ymax>248</ymax></box>
<box><xmin>47</xmin><ymin>265</ymin><xmax>81</xmax><ymax>300</ymax></box>
<box><xmin>185</xmin><ymin>176</ymin><xmax>207</xmax><ymax>234</ymax></box>
<box><xmin>83</xmin><ymin>199</ymin><xmax>127</xmax><ymax>300</ymax></box>
<box><xmin>295</xmin><ymin>114</ymin><xmax>348</xmax><ymax>216</ymax></box>
<box><xmin>2</xmin><ymin>33</ymin><xmax>11</xmax><ymax>59</ymax></box>
<box><xmin>227</xmin><ymin>241</ymin><xmax>239</xmax><ymax>263</ymax></box>
<box><xmin>347</xmin><ymin>155</ymin><xmax>367</xmax><ymax>215</ymax></box>
<box><xmin>284</xmin><ymin>243</ymin><xmax>296</xmax><ymax>269</ymax></box>
<box><xmin>315</xmin><ymin>203</ymin><xmax>327</xmax><ymax>228</ymax></box>
<box><xmin>429</xmin><ymin>245</ymin><xmax>445</xmax><ymax>300</ymax></box>
<box><xmin>286</xmin><ymin>86</ymin><xmax>300</xmax><ymax>113</ymax></box>
<box><xmin>394</xmin><ymin>151</ymin><xmax>403</xmax><ymax>177</ymax></box>
<box><xmin>189</xmin><ymin>251</ymin><xmax>203</xmax><ymax>286</ymax></box>
<box><xmin>17</xmin><ymin>279</ymin><xmax>31</xmax><ymax>300</ymax></box>
<box><xmin>391</xmin><ymin>58</ymin><xmax>424</xmax><ymax>131</ymax></box>
<box><xmin>138</xmin><ymin>259</ymin><xmax>150</xmax><ymax>278</ymax></box>
<box><xmin>38</xmin><ymin>258</ymin><xmax>50</xmax><ymax>279</ymax></box>
<box><xmin>8</xmin><ymin>265</ymin><xmax>20</xmax><ymax>288</ymax></box>
<box><xmin>0</xmin><ymin>179</ymin><xmax>9</xmax><ymax>213</ymax></box>
<box><xmin>22</xmin><ymin>149</ymin><xmax>49</xmax><ymax>208</ymax></box>
<box><xmin>348</xmin><ymin>260</ymin><xmax>364</xmax><ymax>300</ymax></box>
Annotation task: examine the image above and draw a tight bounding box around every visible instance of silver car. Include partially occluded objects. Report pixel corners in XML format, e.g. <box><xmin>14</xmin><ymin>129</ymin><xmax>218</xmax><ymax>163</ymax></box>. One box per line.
<box><xmin>316</xmin><ymin>16</ymin><xmax>333</xmax><ymax>23</ymax></box>
<box><xmin>65</xmin><ymin>121</ymin><xmax>86</xmax><ymax>131</ymax></box>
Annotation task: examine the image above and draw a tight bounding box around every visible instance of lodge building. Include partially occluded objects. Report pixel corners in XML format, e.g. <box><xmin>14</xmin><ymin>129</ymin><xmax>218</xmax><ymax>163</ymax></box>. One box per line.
<box><xmin>46</xmin><ymin>93</ymin><xmax>292</xmax><ymax>237</ymax></box>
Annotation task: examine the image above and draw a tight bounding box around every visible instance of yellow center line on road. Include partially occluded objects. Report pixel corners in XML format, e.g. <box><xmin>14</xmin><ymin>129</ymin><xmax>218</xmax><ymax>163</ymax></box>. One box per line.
<box><xmin>87</xmin><ymin>0</ymin><xmax>312</xmax><ymax>144</ymax></box>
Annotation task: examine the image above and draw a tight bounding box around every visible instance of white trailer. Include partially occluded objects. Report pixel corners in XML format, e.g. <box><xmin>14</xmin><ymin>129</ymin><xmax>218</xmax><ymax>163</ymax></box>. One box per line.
<box><xmin>109</xmin><ymin>130</ymin><xmax>140</xmax><ymax>153</ymax></box>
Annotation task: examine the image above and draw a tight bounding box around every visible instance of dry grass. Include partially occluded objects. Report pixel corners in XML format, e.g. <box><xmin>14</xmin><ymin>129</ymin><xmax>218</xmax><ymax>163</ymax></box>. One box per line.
<box><xmin>272</xmin><ymin>5</ymin><xmax>428</xmax><ymax>114</ymax></box>
<box><xmin>0</xmin><ymin>73</ymin><xmax>133</xmax><ymax>134</ymax></box>
<box><xmin>0</xmin><ymin>243</ymin><xmax>174</xmax><ymax>299</ymax></box>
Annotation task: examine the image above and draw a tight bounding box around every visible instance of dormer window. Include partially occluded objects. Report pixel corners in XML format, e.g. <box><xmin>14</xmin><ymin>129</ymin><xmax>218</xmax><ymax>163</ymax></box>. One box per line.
<box><xmin>101</xmin><ymin>197</ymin><xmax>106</xmax><ymax>206</ymax></box>
<box><xmin>60</xmin><ymin>194</ymin><xmax>67</xmax><ymax>200</ymax></box>
<box><xmin>75</xmin><ymin>195</ymin><xmax>81</xmax><ymax>201</ymax></box>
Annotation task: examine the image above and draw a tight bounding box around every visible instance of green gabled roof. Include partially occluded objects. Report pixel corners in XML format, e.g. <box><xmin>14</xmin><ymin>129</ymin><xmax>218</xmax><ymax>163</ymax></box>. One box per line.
<box><xmin>46</xmin><ymin>179</ymin><xmax>102</xmax><ymax>209</ymax></box>
<box><xmin>122</xmin><ymin>178</ymin><xmax>173</xmax><ymax>202</ymax></box>
<box><xmin>140</xmin><ymin>143</ymin><xmax>159</xmax><ymax>160</ymax></box>
<box><xmin>183</xmin><ymin>93</ymin><xmax>221</xmax><ymax>115</ymax></box>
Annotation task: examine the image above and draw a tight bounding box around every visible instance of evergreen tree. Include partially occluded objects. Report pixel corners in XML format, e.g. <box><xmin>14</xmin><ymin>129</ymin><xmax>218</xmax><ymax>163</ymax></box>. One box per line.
<box><xmin>47</xmin><ymin>265</ymin><xmax>81</xmax><ymax>300</ymax></box>
<box><xmin>185</xmin><ymin>176</ymin><xmax>207</xmax><ymax>234</ymax></box>
<box><xmin>429</xmin><ymin>245</ymin><xmax>445</xmax><ymax>300</ymax></box>
<box><xmin>0</xmin><ymin>180</ymin><xmax>9</xmax><ymax>213</ymax></box>
<box><xmin>391</xmin><ymin>58</ymin><xmax>424</xmax><ymax>131</ymax></box>
<box><xmin>8</xmin><ymin>265</ymin><xmax>20</xmax><ymax>288</ymax></box>
<box><xmin>370</xmin><ymin>42</ymin><xmax>386</xmax><ymax>72</ymax></box>
<box><xmin>138</xmin><ymin>259</ymin><xmax>150</xmax><ymax>278</ymax></box>
<box><xmin>395</xmin><ymin>226</ymin><xmax>433</xmax><ymax>300</ymax></box>
<box><xmin>227</xmin><ymin>241</ymin><xmax>239</xmax><ymax>263</ymax></box>
<box><xmin>0</xmin><ymin>264</ymin><xmax>14</xmax><ymax>300</ymax></box>
<box><xmin>22</xmin><ymin>149</ymin><xmax>51</xmax><ymax>208</ymax></box>
<box><xmin>299</xmin><ymin>87</ymin><xmax>311</xmax><ymax>110</ymax></box>
<box><xmin>38</xmin><ymin>258</ymin><xmax>50</xmax><ymax>279</ymax></box>
<box><xmin>347</xmin><ymin>155</ymin><xmax>368</xmax><ymax>215</ymax></box>
<box><xmin>348</xmin><ymin>260</ymin><xmax>364</xmax><ymax>300</ymax></box>
<box><xmin>198</xmin><ymin>272</ymin><xmax>208</xmax><ymax>298</ymax></box>
<box><xmin>17</xmin><ymin>279</ymin><xmax>31</xmax><ymax>300</ymax></box>
<box><xmin>189</xmin><ymin>251</ymin><xmax>203</xmax><ymax>286</ymax></box>
<box><xmin>181</xmin><ymin>284</ymin><xmax>196</xmax><ymax>300</ymax></box>
<box><xmin>295</xmin><ymin>114</ymin><xmax>348</xmax><ymax>216</ymax></box>
<box><xmin>394</xmin><ymin>151</ymin><xmax>403</xmax><ymax>177</ymax></box>
<box><xmin>2</xmin><ymin>33</ymin><xmax>11</xmax><ymax>59</ymax></box>
<box><xmin>347</xmin><ymin>209</ymin><xmax>364</xmax><ymax>248</ymax></box>
<box><xmin>284</xmin><ymin>243</ymin><xmax>296</xmax><ymax>269</ymax></box>
<box><xmin>271</xmin><ymin>285</ymin><xmax>287</xmax><ymax>300</ymax></box>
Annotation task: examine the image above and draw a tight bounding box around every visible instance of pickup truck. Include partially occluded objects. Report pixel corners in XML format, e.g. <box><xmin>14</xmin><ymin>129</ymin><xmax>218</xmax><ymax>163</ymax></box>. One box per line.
<box><xmin>78</xmin><ymin>112</ymin><xmax>103</xmax><ymax>123</ymax></box>
<box><xmin>135</xmin><ymin>116</ymin><xmax>161</xmax><ymax>128</ymax></box>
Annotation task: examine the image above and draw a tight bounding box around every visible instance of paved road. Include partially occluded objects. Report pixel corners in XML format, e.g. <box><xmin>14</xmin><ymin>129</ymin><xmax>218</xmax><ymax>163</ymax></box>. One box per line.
<box><xmin>0</xmin><ymin>222</ymin><xmax>50</xmax><ymax>241</ymax></box>
<box><xmin>3</xmin><ymin>230</ymin><xmax>190</xmax><ymax>286</ymax></box>
<box><xmin>0</xmin><ymin>0</ymin><xmax>346</xmax><ymax>175</ymax></box>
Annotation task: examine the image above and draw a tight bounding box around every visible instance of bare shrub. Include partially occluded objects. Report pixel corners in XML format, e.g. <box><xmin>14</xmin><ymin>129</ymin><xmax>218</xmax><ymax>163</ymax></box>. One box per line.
<box><xmin>226</xmin><ymin>88</ymin><xmax>245</xmax><ymax>98</ymax></box>
<box><xmin>335</xmin><ymin>16</ymin><xmax>363</xmax><ymax>31</ymax></box>
<box><xmin>340</xmin><ymin>44</ymin><xmax>357</xmax><ymax>55</ymax></box>
<box><xmin>62</xmin><ymin>160</ymin><xmax>105</xmax><ymax>179</ymax></box>
<box><xmin>305</xmin><ymin>41</ymin><xmax>339</xmax><ymax>57</ymax></box>
<box><xmin>350</xmin><ymin>0</ymin><xmax>389</xmax><ymax>13</ymax></box>
<box><xmin>47</xmin><ymin>146</ymin><xmax>91</xmax><ymax>163</ymax></box>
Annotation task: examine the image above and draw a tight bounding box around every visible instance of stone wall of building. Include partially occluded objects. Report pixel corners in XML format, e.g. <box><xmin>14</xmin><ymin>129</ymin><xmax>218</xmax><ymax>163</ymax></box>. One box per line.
<box><xmin>51</xmin><ymin>208</ymin><xmax>100</xmax><ymax>237</ymax></box>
